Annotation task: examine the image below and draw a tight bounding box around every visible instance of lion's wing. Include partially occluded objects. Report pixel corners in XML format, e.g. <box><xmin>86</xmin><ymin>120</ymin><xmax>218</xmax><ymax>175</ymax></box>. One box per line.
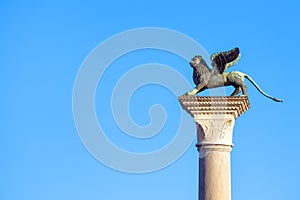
<box><xmin>211</xmin><ymin>47</ymin><xmax>241</xmax><ymax>74</ymax></box>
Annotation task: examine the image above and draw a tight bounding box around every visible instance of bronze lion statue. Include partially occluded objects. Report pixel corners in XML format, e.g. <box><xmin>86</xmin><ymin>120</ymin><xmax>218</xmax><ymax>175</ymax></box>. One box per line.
<box><xmin>185</xmin><ymin>47</ymin><xmax>282</xmax><ymax>102</ymax></box>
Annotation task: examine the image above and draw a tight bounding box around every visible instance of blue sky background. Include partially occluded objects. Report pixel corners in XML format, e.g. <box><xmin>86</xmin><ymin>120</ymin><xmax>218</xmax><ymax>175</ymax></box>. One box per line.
<box><xmin>1</xmin><ymin>0</ymin><xmax>300</xmax><ymax>199</ymax></box>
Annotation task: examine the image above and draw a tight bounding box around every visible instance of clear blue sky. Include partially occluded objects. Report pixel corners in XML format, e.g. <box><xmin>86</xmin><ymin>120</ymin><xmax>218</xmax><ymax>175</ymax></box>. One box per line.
<box><xmin>1</xmin><ymin>0</ymin><xmax>299</xmax><ymax>199</ymax></box>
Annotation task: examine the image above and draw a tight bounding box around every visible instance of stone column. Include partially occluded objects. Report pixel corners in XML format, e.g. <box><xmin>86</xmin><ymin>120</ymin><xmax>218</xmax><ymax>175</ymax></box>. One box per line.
<box><xmin>178</xmin><ymin>96</ymin><xmax>250</xmax><ymax>200</ymax></box>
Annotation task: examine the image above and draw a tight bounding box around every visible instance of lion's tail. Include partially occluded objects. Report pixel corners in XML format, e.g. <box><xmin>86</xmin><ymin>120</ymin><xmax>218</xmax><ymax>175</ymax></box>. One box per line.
<box><xmin>244</xmin><ymin>74</ymin><xmax>283</xmax><ymax>102</ymax></box>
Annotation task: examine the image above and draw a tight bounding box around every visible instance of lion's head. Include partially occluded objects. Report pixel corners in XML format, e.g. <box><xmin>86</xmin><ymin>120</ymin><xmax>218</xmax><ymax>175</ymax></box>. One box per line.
<box><xmin>190</xmin><ymin>55</ymin><xmax>202</xmax><ymax>67</ymax></box>
<box><xmin>190</xmin><ymin>55</ymin><xmax>209</xmax><ymax>69</ymax></box>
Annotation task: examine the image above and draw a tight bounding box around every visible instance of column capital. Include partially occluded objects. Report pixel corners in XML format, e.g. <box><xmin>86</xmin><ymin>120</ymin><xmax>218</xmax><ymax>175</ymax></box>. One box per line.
<box><xmin>178</xmin><ymin>96</ymin><xmax>250</xmax><ymax>150</ymax></box>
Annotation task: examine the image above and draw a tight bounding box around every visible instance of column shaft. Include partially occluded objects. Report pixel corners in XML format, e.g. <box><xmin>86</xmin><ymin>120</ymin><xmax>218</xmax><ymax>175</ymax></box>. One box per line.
<box><xmin>198</xmin><ymin>145</ymin><xmax>232</xmax><ymax>200</ymax></box>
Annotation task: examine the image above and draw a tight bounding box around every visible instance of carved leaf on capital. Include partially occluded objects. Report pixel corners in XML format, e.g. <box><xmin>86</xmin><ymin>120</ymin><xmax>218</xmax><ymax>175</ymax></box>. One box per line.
<box><xmin>196</xmin><ymin>122</ymin><xmax>205</xmax><ymax>142</ymax></box>
<box><xmin>196</xmin><ymin>120</ymin><xmax>216</xmax><ymax>142</ymax></box>
<box><xmin>220</xmin><ymin>120</ymin><xmax>234</xmax><ymax>140</ymax></box>
<box><xmin>196</xmin><ymin>119</ymin><xmax>234</xmax><ymax>143</ymax></box>
<box><xmin>197</xmin><ymin>121</ymin><xmax>213</xmax><ymax>141</ymax></box>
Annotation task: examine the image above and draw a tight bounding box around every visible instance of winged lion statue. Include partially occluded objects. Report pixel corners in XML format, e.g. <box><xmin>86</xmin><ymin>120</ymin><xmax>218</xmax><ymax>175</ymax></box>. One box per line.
<box><xmin>185</xmin><ymin>47</ymin><xmax>283</xmax><ymax>102</ymax></box>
